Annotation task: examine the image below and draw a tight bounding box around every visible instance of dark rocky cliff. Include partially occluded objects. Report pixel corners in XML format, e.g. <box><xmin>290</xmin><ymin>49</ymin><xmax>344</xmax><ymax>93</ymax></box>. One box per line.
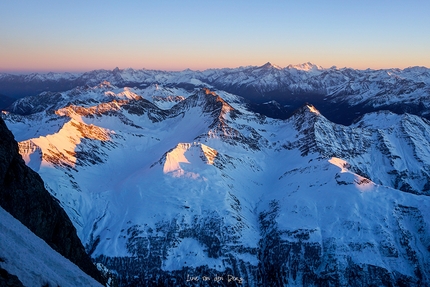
<box><xmin>0</xmin><ymin>117</ymin><xmax>105</xmax><ymax>285</ymax></box>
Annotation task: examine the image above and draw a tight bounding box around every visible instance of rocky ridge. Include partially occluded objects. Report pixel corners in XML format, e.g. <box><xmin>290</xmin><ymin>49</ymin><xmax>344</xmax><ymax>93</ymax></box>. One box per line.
<box><xmin>0</xmin><ymin>117</ymin><xmax>105</xmax><ymax>285</ymax></box>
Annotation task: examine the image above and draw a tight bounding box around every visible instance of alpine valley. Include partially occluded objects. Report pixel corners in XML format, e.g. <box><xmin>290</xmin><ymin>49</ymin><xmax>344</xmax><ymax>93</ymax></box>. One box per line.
<box><xmin>1</xmin><ymin>63</ymin><xmax>430</xmax><ymax>286</ymax></box>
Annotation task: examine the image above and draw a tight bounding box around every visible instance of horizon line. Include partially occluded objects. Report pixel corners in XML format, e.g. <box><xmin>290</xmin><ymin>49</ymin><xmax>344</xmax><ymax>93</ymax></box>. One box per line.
<box><xmin>1</xmin><ymin>62</ymin><xmax>429</xmax><ymax>75</ymax></box>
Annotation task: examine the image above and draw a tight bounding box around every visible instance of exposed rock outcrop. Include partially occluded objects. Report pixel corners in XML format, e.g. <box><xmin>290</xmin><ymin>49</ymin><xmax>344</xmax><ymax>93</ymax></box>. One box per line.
<box><xmin>0</xmin><ymin>117</ymin><xmax>105</xmax><ymax>285</ymax></box>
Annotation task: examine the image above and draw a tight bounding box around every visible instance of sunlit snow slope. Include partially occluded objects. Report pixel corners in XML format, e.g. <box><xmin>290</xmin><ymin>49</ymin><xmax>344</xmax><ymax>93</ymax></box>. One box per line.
<box><xmin>3</xmin><ymin>83</ymin><xmax>430</xmax><ymax>286</ymax></box>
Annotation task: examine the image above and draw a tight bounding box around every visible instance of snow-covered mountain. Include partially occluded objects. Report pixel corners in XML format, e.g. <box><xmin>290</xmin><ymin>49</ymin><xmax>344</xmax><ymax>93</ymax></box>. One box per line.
<box><xmin>2</xmin><ymin>63</ymin><xmax>429</xmax><ymax>124</ymax></box>
<box><xmin>2</xmin><ymin>80</ymin><xmax>430</xmax><ymax>286</ymax></box>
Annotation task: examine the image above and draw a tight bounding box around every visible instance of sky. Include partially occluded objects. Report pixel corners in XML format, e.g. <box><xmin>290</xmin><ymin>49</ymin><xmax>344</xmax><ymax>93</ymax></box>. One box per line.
<box><xmin>1</xmin><ymin>0</ymin><xmax>429</xmax><ymax>73</ymax></box>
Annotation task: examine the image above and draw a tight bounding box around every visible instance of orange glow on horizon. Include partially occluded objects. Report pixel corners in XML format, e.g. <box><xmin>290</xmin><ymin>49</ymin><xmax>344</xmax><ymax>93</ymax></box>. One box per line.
<box><xmin>1</xmin><ymin>50</ymin><xmax>428</xmax><ymax>73</ymax></box>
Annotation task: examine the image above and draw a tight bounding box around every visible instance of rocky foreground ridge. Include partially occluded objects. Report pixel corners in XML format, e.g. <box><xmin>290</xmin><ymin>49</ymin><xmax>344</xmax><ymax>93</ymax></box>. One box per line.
<box><xmin>0</xmin><ymin>117</ymin><xmax>105</xmax><ymax>285</ymax></box>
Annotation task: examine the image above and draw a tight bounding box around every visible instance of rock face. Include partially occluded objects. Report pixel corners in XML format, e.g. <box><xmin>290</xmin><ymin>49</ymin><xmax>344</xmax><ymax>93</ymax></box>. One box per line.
<box><xmin>0</xmin><ymin>267</ymin><xmax>24</xmax><ymax>287</ymax></box>
<box><xmin>0</xmin><ymin>117</ymin><xmax>104</xmax><ymax>285</ymax></box>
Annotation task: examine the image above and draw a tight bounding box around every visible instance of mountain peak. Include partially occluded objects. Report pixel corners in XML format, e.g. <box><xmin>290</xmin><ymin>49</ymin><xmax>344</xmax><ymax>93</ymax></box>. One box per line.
<box><xmin>202</xmin><ymin>87</ymin><xmax>217</xmax><ymax>96</ymax></box>
<box><xmin>161</xmin><ymin>142</ymin><xmax>219</xmax><ymax>178</ymax></box>
<box><xmin>260</xmin><ymin>62</ymin><xmax>282</xmax><ymax>70</ymax></box>
<box><xmin>97</xmin><ymin>80</ymin><xmax>114</xmax><ymax>89</ymax></box>
<box><xmin>287</xmin><ymin>62</ymin><xmax>323</xmax><ymax>71</ymax></box>
<box><xmin>198</xmin><ymin>88</ymin><xmax>236</xmax><ymax>117</ymax></box>
<box><xmin>288</xmin><ymin>103</ymin><xmax>324</xmax><ymax>134</ymax></box>
<box><xmin>306</xmin><ymin>104</ymin><xmax>320</xmax><ymax>115</ymax></box>
<box><xmin>292</xmin><ymin>103</ymin><xmax>321</xmax><ymax>116</ymax></box>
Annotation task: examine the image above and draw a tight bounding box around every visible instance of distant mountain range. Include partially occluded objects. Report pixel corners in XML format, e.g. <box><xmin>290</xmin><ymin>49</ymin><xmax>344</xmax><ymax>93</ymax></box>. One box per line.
<box><xmin>1</xmin><ymin>63</ymin><xmax>430</xmax><ymax>286</ymax></box>
<box><xmin>1</xmin><ymin>63</ymin><xmax>429</xmax><ymax>124</ymax></box>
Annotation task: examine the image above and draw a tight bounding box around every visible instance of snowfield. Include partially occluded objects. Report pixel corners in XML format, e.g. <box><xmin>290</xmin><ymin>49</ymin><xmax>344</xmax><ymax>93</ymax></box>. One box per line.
<box><xmin>0</xmin><ymin>207</ymin><xmax>103</xmax><ymax>287</ymax></box>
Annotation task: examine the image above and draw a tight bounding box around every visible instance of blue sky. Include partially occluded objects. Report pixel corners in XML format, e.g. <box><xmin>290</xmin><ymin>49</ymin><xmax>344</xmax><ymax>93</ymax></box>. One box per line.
<box><xmin>1</xmin><ymin>0</ymin><xmax>429</xmax><ymax>72</ymax></box>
